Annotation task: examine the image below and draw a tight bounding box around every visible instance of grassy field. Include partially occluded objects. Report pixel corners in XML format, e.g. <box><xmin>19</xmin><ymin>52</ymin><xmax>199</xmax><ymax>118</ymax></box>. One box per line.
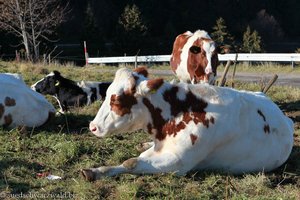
<box><xmin>0</xmin><ymin>60</ymin><xmax>299</xmax><ymax>199</ymax></box>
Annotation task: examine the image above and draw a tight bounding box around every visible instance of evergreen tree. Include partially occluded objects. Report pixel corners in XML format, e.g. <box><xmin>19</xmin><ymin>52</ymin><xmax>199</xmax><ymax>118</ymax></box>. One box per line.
<box><xmin>115</xmin><ymin>4</ymin><xmax>147</xmax><ymax>55</ymax></box>
<box><xmin>241</xmin><ymin>26</ymin><xmax>262</xmax><ymax>53</ymax></box>
<box><xmin>211</xmin><ymin>17</ymin><xmax>234</xmax><ymax>52</ymax></box>
<box><xmin>118</xmin><ymin>4</ymin><xmax>147</xmax><ymax>33</ymax></box>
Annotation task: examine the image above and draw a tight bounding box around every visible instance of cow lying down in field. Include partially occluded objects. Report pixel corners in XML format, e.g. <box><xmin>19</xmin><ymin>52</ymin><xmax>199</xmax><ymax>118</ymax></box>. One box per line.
<box><xmin>81</xmin><ymin>67</ymin><xmax>294</xmax><ymax>181</ymax></box>
<box><xmin>0</xmin><ymin>73</ymin><xmax>55</xmax><ymax>128</ymax></box>
<box><xmin>31</xmin><ymin>71</ymin><xmax>111</xmax><ymax>112</ymax></box>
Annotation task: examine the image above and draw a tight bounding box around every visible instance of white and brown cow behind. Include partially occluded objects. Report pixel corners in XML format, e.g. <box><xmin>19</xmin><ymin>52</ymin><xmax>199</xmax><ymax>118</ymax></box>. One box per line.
<box><xmin>0</xmin><ymin>73</ymin><xmax>55</xmax><ymax>128</ymax></box>
<box><xmin>170</xmin><ymin>30</ymin><xmax>219</xmax><ymax>84</ymax></box>
<box><xmin>82</xmin><ymin>67</ymin><xmax>293</xmax><ymax>181</ymax></box>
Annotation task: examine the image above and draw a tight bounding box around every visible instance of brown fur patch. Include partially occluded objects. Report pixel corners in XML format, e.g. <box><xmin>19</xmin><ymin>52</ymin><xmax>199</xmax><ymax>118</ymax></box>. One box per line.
<box><xmin>162</xmin><ymin>119</ymin><xmax>186</xmax><ymax>137</ymax></box>
<box><xmin>143</xmin><ymin>98</ymin><xmax>166</xmax><ymax>140</ymax></box>
<box><xmin>264</xmin><ymin>124</ymin><xmax>270</xmax><ymax>134</ymax></box>
<box><xmin>123</xmin><ymin>158</ymin><xmax>138</xmax><ymax>170</ymax></box>
<box><xmin>0</xmin><ymin>103</ymin><xmax>4</xmax><ymax>118</ymax></box>
<box><xmin>170</xmin><ymin>33</ymin><xmax>191</xmax><ymax>73</ymax></box>
<box><xmin>257</xmin><ymin>109</ymin><xmax>266</xmax><ymax>121</ymax></box>
<box><xmin>190</xmin><ymin>134</ymin><xmax>198</xmax><ymax>145</ymax></box>
<box><xmin>133</xmin><ymin>66</ymin><xmax>148</xmax><ymax>78</ymax></box>
<box><xmin>146</xmin><ymin>78</ymin><xmax>164</xmax><ymax>91</ymax></box>
<box><xmin>4</xmin><ymin>114</ymin><xmax>12</xmax><ymax>127</ymax></box>
<box><xmin>110</xmin><ymin>89</ymin><xmax>138</xmax><ymax>116</ymax></box>
<box><xmin>258</xmin><ymin>110</ymin><xmax>271</xmax><ymax>134</ymax></box>
<box><xmin>4</xmin><ymin>97</ymin><xmax>16</xmax><ymax>106</ymax></box>
<box><xmin>187</xmin><ymin>39</ymin><xmax>219</xmax><ymax>83</ymax></box>
<box><xmin>143</xmin><ymin>86</ymin><xmax>213</xmax><ymax>141</ymax></box>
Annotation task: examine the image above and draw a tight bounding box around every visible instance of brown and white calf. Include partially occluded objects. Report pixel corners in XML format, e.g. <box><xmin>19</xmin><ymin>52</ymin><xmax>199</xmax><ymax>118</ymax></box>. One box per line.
<box><xmin>0</xmin><ymin>73</ymin><xmax>55</xmax><ymax>128</ymax></box>
<box><xmin>170</xmin><ymin>30</ymin><xmax>219</xmax><ymax>84</ymax></box>
<box><xmin>82</xmin><ymin>67</ymin><xmax>293</xmax><ymax>181</ymax></box>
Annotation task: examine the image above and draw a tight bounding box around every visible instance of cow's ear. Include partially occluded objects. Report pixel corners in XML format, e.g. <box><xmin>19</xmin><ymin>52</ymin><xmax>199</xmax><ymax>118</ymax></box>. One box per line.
<box><xmin>136</xmin><ymin>78</ymin><xmax>164</xmax><ymax>96</ymax></box>
<box><xmin>53</xmin><ymin>70</ymin><xmax>61</xmax><ymax>76</ymax></box>
<box><xmin>133</xmin><ymin>66</ymin><xmax>148</xmax><ymax>78</ymax></box>
<box><xmin>189</xmin><ymin>46</ymin><xmax>201</xmax><ymax>54</ymax></box>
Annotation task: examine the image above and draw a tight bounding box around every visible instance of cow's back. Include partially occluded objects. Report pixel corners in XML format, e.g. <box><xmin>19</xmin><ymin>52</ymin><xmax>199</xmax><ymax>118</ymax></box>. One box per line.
<box><xmin>187</xmin><ymin>86</ymin><xmax>294</xmax><ymax>173</ymax></box>
<box><xmin>0</xmin><ymin>74</ymin><xmax>55</xmax><ymax>128</ymax></box>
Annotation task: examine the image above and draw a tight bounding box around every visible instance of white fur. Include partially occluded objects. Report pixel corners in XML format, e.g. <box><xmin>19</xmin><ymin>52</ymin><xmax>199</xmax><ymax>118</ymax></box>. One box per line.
<box><xmin>0</xmin><ymin>73</ymin><xmax>55</xmax><ymax>128</ymax></box>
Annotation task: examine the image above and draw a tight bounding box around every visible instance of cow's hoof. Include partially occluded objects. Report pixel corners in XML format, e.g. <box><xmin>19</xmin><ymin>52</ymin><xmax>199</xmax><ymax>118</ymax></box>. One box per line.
<box><xmin>81</xmin><ymin>169</ymin><xmax>95</xmax><ymax>182</ymax></box>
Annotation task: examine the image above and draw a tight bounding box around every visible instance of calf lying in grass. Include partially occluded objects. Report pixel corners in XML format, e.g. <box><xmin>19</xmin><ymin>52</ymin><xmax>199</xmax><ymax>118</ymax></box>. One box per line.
<box><xmin>82</xmin><ymin>67</ymin><xmax>294</xmax><ymax>181</ymax></box>
<box><xmin>31</xmin><ymin>71</ymin><xmax>111</xmax><ymax>112</ymax></box>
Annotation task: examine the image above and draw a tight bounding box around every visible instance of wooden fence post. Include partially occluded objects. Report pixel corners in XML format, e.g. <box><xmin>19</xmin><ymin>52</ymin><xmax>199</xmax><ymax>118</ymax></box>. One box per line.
<box><xmin>84</xmin><ymin>41</ymin><xmax>89</xmax><ymax>66</ymax></box>
<box><xmin>231</xmin><ymin>53</ymin><xmax>238</xmax><ymax>88</ymax></box>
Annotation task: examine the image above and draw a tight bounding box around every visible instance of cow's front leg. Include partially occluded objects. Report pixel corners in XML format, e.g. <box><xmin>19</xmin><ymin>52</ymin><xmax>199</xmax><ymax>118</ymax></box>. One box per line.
<box><xmin>81</xmin><ymin>151</ymin><xmax>187</xmax><ymax>181</ymax></box>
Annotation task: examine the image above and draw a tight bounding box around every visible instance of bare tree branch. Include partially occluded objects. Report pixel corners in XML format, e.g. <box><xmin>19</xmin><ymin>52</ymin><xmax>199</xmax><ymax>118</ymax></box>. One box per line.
<box><xmin>0</xmin><ymin>0</ymin><xmax>69</xmax><ymax>61</ymax></box>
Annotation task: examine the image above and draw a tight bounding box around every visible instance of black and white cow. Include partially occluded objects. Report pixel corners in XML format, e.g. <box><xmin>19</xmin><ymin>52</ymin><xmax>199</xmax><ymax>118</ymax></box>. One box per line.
<box><xmin>31</xmin><ymin>71</ymin><xmax>111</xmax><ymax>112</ymax></box>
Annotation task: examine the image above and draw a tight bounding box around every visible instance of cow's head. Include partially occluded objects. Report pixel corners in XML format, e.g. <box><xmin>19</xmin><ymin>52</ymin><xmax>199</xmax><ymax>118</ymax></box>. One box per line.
<box><xmin>89</xmin><ymin>67</ymin><xmax>164</xmax><ymax>137</ymax></box>
<box><xmin>170</xmin><ymin>30</ymin><xmax>219</xmax><ymax>85</ymax></box>
<box><xmin>188</xmin><ymin>31</ymin><xmax>219</xmax><ymax>84</ymax></box>
<box><xmin>31</xmin><ymin>71</ymin><xmax>62</xmax><ymax>95</ymax></box>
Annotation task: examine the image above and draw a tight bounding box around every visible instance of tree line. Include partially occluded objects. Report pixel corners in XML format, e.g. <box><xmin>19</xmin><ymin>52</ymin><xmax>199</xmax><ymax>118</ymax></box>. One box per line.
<box><xmin>1</xmin><ymin>0</ymin><xmax>299</xmax><ymax>62</ymax></box>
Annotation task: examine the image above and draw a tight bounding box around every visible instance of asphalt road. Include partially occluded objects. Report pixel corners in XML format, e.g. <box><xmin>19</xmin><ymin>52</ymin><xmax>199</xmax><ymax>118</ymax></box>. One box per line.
<box><xmin>148</xmin><ymin>69</ymin><xmax>300</xmax><ymax>87</ymax></box>
<box><xmin>95</xmin><ymin>68</ymin><xmax>299</xmax><ymax>87</ymax></box>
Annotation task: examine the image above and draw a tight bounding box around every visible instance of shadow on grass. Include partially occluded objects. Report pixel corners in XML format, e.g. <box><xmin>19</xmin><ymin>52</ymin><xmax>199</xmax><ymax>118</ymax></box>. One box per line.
<box><xmin>186</xmin><ymin>145</ymin><xmax>300</xmax><ymax>188</ymax></box>
<box><xmin>0</xmin><ymin>158</ymin><xmax>44</xmax><ymax>194</ymax></box>
<box><xmin>30</xmin><ymin>113</ymin><xmax>94</xmax><ymax>135</ymax></box>
<box><xmin>277</xmin><ymin>100</ymin><xmax>300</xmax><ymax>112</ymax></box>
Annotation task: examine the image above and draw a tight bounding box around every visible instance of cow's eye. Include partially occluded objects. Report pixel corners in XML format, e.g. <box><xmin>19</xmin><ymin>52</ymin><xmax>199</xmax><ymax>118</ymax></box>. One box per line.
<box><xmin>189</xmin><ymin>46</ymin><xmax>201</xmax><ymax>54</ymax></box>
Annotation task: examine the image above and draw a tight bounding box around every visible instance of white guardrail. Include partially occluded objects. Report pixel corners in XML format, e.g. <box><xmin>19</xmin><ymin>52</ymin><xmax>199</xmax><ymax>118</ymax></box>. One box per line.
<box><xmin>87</xmin><ymin>53</ymin><xmax>300</xmax><ymax>64</ymax></box>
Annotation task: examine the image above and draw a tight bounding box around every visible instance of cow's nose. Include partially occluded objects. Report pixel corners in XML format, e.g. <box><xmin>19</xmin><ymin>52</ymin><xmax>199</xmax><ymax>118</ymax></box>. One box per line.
<box><xmin>89</xmin><ymin>122</ymin><xmax>98</xmax><ymax>132</ymax></box>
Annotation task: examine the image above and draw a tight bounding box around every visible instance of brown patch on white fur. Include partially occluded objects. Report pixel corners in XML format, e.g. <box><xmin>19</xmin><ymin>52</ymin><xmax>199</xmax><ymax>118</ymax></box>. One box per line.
<box><xmin>143</xmin><ymin>85</ymin><xmax>214</xmax><ymax>141</ymax></box>
<box><xmin>4</xmin><ymin>97</ymin><xmax>16</xmax><ymax>106</ymax></box>
<box><xmin>110</xmin><ymin>88</ymin><xmax>138</xmax><ymax>116</ymax></box>
<box><xmin>110</xmin><ymin>76</ymin><xmax>138</xmax><ymax>116</ymax></box>
<box><xmin>4</xmin><ymin>114</ymin><xmax>12</xmax><ymax>127</ymax></box>
<box><xmin>146</xmin><ymin>78</ymin><xmax>164</xmax><ymax>91</ymax></box>
<box><xmin>170</xmin><ymin>33</ymin><xmax>191</xmax><ymax>72</ymax></box>
<box><xmin>190</xmin><ymin>134</ymin><xmax>198</xmax><ymax>145</ymax></box>
<box><xmin>264</xmin><ymin>124</ymin><xmax>270</xmax><ymax>134</ymax></box>
<box><xmin>133</xmin><ymin>66</ymin><xmax>148</xmax><ymax>78</ymax></box>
